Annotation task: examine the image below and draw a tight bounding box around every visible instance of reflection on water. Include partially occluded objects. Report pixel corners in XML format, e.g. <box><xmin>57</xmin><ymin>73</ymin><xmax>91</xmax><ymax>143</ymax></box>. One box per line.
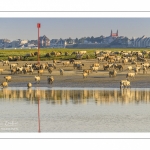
<box><xmin>1</xmin><ymin>88</ymin><xmax>150</xmax><ymax>132</ymax></box>
<box><xmin>0</xmin><ymin>88</ymin><xmax>150</xmax><ymax>104</ymax></box>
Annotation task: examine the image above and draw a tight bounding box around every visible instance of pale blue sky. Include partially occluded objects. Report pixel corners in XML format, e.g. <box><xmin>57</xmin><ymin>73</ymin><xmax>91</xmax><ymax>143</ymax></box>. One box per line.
<box><xmin>0</xmin><ymin>18</ymin><xmax>150</xmax><ymax>41</ymax></box>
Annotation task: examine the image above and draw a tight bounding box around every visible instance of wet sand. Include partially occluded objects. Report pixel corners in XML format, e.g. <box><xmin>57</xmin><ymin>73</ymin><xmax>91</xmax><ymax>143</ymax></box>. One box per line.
<box><xmin>0</xmin><ymin>59</ymin><xmax>150</xmax><ymax>88</ymax></box>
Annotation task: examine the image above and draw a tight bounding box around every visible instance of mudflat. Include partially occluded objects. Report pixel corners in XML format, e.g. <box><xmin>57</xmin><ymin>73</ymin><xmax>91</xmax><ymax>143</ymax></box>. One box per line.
<box><xmin>0</xmin><ymin>59</ymin><xmax>150</xmax><ymax>88</ymax></box>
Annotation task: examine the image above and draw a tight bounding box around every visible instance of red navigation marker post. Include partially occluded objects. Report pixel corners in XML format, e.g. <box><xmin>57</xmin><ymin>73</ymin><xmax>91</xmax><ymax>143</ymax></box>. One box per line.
<box><xmin>37</xmin><ymin>23</ymin><xmax>41</xmax><ymax>132</ymax></box>
<box><xmin>38</xmin><ymin>94</ymin><xmax>41</xmax><ymax>133</ymax></box>
<box><xmin>37</xmin><ymin>23</ymin><xmax>41</xmax><ymax>64</ymax></box>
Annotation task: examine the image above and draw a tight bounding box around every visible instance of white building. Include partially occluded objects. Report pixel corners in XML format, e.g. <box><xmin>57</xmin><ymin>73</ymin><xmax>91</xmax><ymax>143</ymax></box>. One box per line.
<box><xmin>21</xmin><ymin>40</ymin><xmax>28</xmax><ymax>45</ymax></box>
<box><xmin>133</xmin><ymin>36</ymin><xmax>150</xmax><ymax>47</ymax></box>
<box><xmin>50</xmin><ymin>39</ymin><xmax>67</xmax><ymax>48</ymax></box>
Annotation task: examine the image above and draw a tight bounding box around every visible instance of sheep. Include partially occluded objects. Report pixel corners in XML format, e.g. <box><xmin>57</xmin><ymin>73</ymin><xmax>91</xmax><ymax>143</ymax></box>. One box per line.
<box><xmin>35</xmin><ymin>76</ymin><xmax>40</xmax><ymax>84</ymax></box>
<box><xmin>83</xmin><ymin>69</ymin><xmax>92</xmax><ymax>75</ymax></box>
<box><xmin>103</xmin><ymin>64</ymin><xmax>109</xmax><ymax>70</ymax></box>
<box><xmin>8</xmin><ymin>56</ymin><xmax>13</xmax><ymax>61</ymax></box>
<box><xmin>45</xmin><ymin>53</ymin><xmax>51</xmax><ymax>57</ymax></box>
<box><xmin>83</xmin><ymin>72</ymin><xmax>88</xmax><ymax>78</ymax></box>
<box><xmin>122</xmin><ymin>58</ymin><xmax>128</xmax><ymax>64</ymax></box>
<box><xmin>114</xmin><ymin>64</ymin><xmax>123</xmax><ymax>71</ymax></box>
<box><xmin>108</xmin><ymin>58</ymin><xmax>115</xmax><ymax>63</ymax></box>
<box><xmin>73</xmin><ymin>62</ymin><xmax>82</xmax><ymax>69</ymax></box>
<box><xmin>126</xmin><ymin>72</ymin><xmax>136</xmax><ymax>79</ymax></box>
<box><xmin>94</xmin><ymin>50</ymin><xmax>102</xmax><ymax>56</ymax></box>
<box><xmin>40</xmin><ymin>64</ymin><xmax>46</xmax><ymax>69</ymax></box>
<box><xmin>47</xmin><ymin>63</ymin><xmax>56</xmax><ymax>69</ymax></box>
<box><xmin>60</xmin><ymin>69</ymin><xmax>64</xmax><ymax>75</ymax></box>
<box><xmin>137</xmin><ymin>52</ymin><xmax>143</xmax><ymax>57</ymax></box>
<box><xmin>55</xmin><ymin>52</ymin><xmax>61</xmax><ymax>57</ymax></box>
<box><xmin>71</xmin><ymin>51</ymin><xmax>78</xmax><ymax>55</ymax></box>
<box><xmin>75</xmin><ymin>54</ymin><xmax>83</xmax><ymax>60</ymax></box>
<box><xmin>120</xmin><ymin>80</ymin><xmax>131</xmax><ymax>88</ymax></box>
<box><xmin>16</xmin><ymin>67</ymin><xmax>23</xmax><ymax>74</ymax></box>
<box><xmin>143</xmin><ymin>67</ymin><xmax>147</xmax><ymax>74</ymax></box>
<box><xmin>11</xmin><ymin>68</ymin><xmax>17</xmax><ymax>74</ymax></box>
<box><xmin>23</xmin><ymin>67</ymin><xmax>33</xmax><ymax>74</ymax></box>
<box><xmin>141</xmin><ymin>62</ymin><xmax>150</xmax><ymax>68</ymax></box>
<box><xmin>65</xmin><ymin>52</ymin><xmax>69</xmax><ymax>56</ymax></box>
<box><xmin>76</xmin><ymin>64</ymin><xmax>84</xmax><ymax>70</ymax></box>
<box><xmin>0</xmin><ymin>68</ymin><xmax>4</xmax><ymax>74</ymax></box>
<box><xmin>0</xmin><ymin>82</ymin><xmax>8</xmax><ymax>88</ymax></box>
<box><xmin>109</xmin><ymin>69</ymin><xmax>117</xmax><ymax>77</ymax></box>
<box><xmin>28</xmin><ymin>67</ymin><xmax>34</xmax><ymax>74</ymax></box>
<box><xmin>97</xmin><ymin>56</ymin><xmax>105</xmax><ymax>62</ymax></box>
<box><xmin>131</xmin><ymin>60</ymin><xmax>137</xmax><ymax>64</ymax></box>
<box><xmin>33</xmin><ymin>64</ymin><xmax>40</xmax><ymax>70</ymax></box>
<box><xmin>26</xmin><ymin>64</ymin><xmax>32</xmax><ymax>68</ymax></box>
<box><xmin>127</xmin><ymin>66</ymin><xmax>132</xmax><ymax>71</ymax></box>
<box><xmin>134</xmin><ymin>66</ymin><xmax>141</xmax><ymax>74</ymax></box>
<box><xmin>53</xmin><ymin>59</ymin><xmax>56</xmax><ymax>63</ymax></box>
<box><xmin>62</xmin><ymin>61</ymin><xmax>70</xmax><ymax>67</ymax></box>
<box><xmin>24</xmin><ymin>53</ymin><xmax>34</xmax><ymax>58</ymax></box>
<box><xmin>69</xmin><ymin>58</ymin><xmax>75</xmax><ymax>64</ymax></box>
<box><xmin>4</xmin><ymin>76</ymin><xmax>11</xmax><ymax>82</ymax></box>
<box><xmin>47</xmin><ymin>76</ymin><xmax>54</xmax><ymax>84</ymax></box>
<box><xmin>27</xmin><ymin>82</ymin><xmax>32</xmax><ymax>88</ymax></box>
<box><xmin>10</xmin><ymin>63</ymin><xmax>18</xmax><ymax>69</ymax></box>
<box><xmin>91</xmin><ymin>63</ymin><xmax>100</xmax><ymax>67</ymax></box>
<box><xmin>1</xmin><ymin>60</ymin><xmax>9</xmax><ymax>66</ymax></box>
<box><xmin>33</xmin><ymin>52</ymin><xmax>38</xmax><ymax>56</ymax></box>
<box><xmin>50</xmin><ymin>51</ymin><xmax>56</xmax><ymax>55</ymax></box>
<box><xmin>47</xmin><ymin>67</ymin><xmax>53</xmax><ymax>74</ymax></box>
<box><xmin>137</xmin><ymin>56</ymin><xmax>147</xmax><ymax>62</ymax></box>
<box><xmin>37</xmin><ymin>69</ymin><xmax>44</xmax><ymax>76</ymax></box>
<box><xmin>115</xmin><ymin>56</ymin><xmax>121</xmax><ymax>62</ymax></box>
<box><xmin>91</xmin><ymin>67</ymin><xmax>99</xmax><ymax>73</ymax></box>
<box><xmin>78</xmin><ymin>51</ymin><xmax>87</xmax><ymax>55</ymax></box>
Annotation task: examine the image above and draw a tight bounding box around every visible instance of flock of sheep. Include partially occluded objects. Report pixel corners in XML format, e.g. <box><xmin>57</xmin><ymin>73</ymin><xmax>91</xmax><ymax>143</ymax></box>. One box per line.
<box><xmin>0</xmin><ymin>49</ymin><xmax>150</xmax><ymax>89</ymax></box>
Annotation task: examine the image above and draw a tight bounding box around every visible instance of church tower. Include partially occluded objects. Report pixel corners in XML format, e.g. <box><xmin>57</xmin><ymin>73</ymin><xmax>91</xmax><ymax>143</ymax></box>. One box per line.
<box><xmin>110</xmin><ymin>30</ymin><xmax>118</xmax><ymax>37</ymax></box>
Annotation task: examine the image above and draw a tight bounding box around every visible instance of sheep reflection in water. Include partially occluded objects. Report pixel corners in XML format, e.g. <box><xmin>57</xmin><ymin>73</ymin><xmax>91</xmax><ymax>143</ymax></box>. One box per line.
<box><xmin>0</xmin><ymin>88</ymin><xmax>150</xmax><ymax>104</ymax></box>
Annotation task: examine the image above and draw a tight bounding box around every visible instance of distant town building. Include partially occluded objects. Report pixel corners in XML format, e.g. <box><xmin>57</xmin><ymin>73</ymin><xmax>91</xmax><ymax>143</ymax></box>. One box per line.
<box><xmin>110</xmin><ymin>30</ymin><xmax>118</xmax><ymax>37</ymax></box>
<box><xmin>11</xmin><ymin>39</ymin><xmax>21</xmax><ymax>48</ymax></box>
<box><xmin>133</xmin><ymin>36</ymin><xmax>150</xmax><ymax>48</ymax></box>
<box><xmin>21</xmin><ymin>40</ymin><xmax>28</xmax><ymax>45</ymax></box>
<box><xmin>40</xmin><ymin>35</ymin><xmax>50</xmax><ymax>47</ymax></box>
<box><xmin>50</xmin><ymin>39</ymin><xmax>67</xmax><ymax>48</ymax></box>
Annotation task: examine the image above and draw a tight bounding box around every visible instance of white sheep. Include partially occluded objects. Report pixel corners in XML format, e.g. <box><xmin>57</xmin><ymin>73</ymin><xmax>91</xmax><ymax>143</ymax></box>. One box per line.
<box><xmin>1</xmin><ymin>60</ymin><xmax>9</xmax><ymax>66</ymax></box>
<box><xmin>62</xmin><ymin>61</ymin><xmax>70</xmax><ymax>67</ymax></box>
<box><xmin>126</xmin><ymin>72</ymin><xmax>136</xmax><ymax>79</ymax></box>
<box><xmin>91</xmin><ymin>66</ymin><xmax>99</xmax><ymax>73</ymax></box>
<box><xmin>35</xmin><ymin>76</ymin><xmax>40</xmax><ymax>84</ymax></box>
<box><xmin>127</xmin><ymin>66</ymin><xmax>132</xmax><ymax>71</ymax></box>
<box><xmin>10</xmin><ymin>63</ymin><xmax>18</xmax><ymax>69</ymax></box>
<box><xmin>38</xmin><ymin>69</ymin><xmax>44</xmax><ymax>76</ymax></box>
<box><xmin>120</xmin><ymin>80</ymin><xmax>131</xmax><ymax>88</ymax></box>
<box><xmin>4</xmin><ymin>76</ymin><xmax>11</xmax><ymax>82</ymax></box>
<box><xmin>27</xmin><ymin>82</ymin><xmax>32</xmax><ymax>88</ymax></box>
<box><xmin>83</xmin><ymin>72</ymin><xmax>88</xmax><ymax>78</ymax></box>
<box><xmin>0</xmin><ymin>82</ymin><xmax>8</xmax><ymax>88</ymax></box>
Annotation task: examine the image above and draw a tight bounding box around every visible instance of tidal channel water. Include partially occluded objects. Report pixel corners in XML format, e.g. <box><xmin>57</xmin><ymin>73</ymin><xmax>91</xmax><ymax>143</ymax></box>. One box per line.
<box><xmin>0</xmin><ymin>87</ymin><xmax>150</xmax><ymax>132</ymax></box>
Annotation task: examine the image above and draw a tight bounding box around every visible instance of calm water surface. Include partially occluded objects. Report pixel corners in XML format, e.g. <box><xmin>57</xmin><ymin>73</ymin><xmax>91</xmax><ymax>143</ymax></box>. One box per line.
<box><xmin>0</xmin><ymin>87</ymin><xmax>150</xmax><ymax>132</ymax></box>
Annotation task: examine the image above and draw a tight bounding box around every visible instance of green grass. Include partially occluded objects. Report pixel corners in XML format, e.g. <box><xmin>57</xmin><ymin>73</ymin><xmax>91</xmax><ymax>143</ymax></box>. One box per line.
<box><xmin>0</xmin><ymin>48</ymin><xmax>150</xmax><ymax>61</ymax></box>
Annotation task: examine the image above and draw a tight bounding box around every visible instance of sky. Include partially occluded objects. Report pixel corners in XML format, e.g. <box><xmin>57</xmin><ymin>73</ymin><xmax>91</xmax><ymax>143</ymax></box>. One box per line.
<box><xmin>0</xmin><ymin>18</ymin><xmax>150</xmax><ymax>41</ymax></box>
